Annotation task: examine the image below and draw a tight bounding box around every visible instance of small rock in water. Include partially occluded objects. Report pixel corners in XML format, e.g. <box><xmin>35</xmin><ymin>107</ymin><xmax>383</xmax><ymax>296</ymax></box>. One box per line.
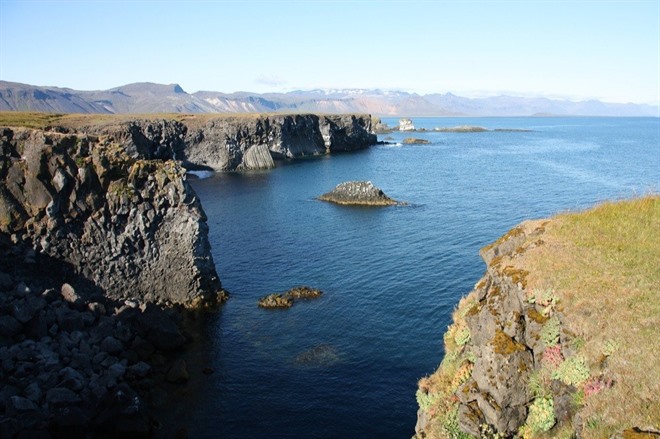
<box><xmin>402</xmin><ymin>137</ymin><xmax>430</xmax><ymax>144</ymax></box>
<box><xmin>257</xmin><ymin>286</ymin><xmax>323</xmax><ymax>309</ymax></box>
<box><xmin>257</xmin><ymin>294</ymin><xmax>293</xmax><ymax>309</ymax></box>
<box><xmin>317</xmin><ymin>181</ymin><xmax>402</xmax><ymax>206</ymax></box>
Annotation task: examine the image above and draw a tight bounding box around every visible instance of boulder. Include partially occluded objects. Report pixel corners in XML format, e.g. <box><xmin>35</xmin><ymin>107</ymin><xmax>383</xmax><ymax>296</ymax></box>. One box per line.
<box><xmin>0</xmin><ymin>315</ymin><xmax>22</xmax><ymax>337</ymax></box>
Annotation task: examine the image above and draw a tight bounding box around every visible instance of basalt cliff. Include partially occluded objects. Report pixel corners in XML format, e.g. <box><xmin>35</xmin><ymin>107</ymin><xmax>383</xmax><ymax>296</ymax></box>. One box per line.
<box><xmin>414</xmin><ymin>197</ymin><xmax>659</xmax><ymax>439</ymax></box>
<box><xmin>0</xmin><ymin>112</ymin><xmax>375</xmax><ymax>305</ymax></box>
<box><xmin>79</xmin><ymin>113</ymin><xmax>376</xmax><ymax>171</ymax></box>
<box><xmin>1</xmin><ymin>127</ymin><xmax>222</xmax><ymax>307</ymax></box>
<box><xmin>0</xmin><ymin>112</ymin><xmax>377</xmax><ymax>436</ymax></box>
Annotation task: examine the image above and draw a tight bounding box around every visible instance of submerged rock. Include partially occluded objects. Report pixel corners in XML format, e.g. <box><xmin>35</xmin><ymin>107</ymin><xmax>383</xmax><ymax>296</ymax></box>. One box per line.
<box><xmin>294</xmin><ymin>344</ymin><xmax>340</xmax><ymax>366</ymax></box>
<box><xmin>318</xmin><ymin>181</ymin><xmax>401</xmax><ymax>206</ymax></box>
<box><xmin>435</xmin><ymin>125</ymin><xmax>489</xmax><ymax>132</ymax></box>
<box><xmin>403</xmin><ymin>137</ymin><xmax>430</xmax><ymax>144</ymax></box>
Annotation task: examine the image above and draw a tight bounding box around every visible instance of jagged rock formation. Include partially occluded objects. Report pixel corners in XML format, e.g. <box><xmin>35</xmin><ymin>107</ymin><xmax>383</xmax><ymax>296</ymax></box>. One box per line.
<box><xmin>317</xmin><ymin>181</ymin><xmax>401</xmax><ymax>206</ymax></box>
<box><xmin>0</xmin><ymin>127</ymin><xmax>223</xmax><ymax>307</ymax></box>
<box><xmin>413</xmin><ymin>221</ymin><xmax>559</xmax><ymax>438</ymax></box>
<box><xmin>72</xmin><ymin>114</ymin><xmax>376</xmax><ymax>171</ymax></box>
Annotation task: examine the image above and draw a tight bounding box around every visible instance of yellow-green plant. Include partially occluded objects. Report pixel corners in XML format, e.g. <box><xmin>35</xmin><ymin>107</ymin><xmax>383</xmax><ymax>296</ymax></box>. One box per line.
<box><xmin>539</xmin><ymin>316</ymin><xmax>561</xmax><ymax>348</ymax></box>
<box><xmin>526</xmin><ymin>397</ymin><xmax>556</xmax><ymax>433</ymax></box>
<box><xmin>553</xmin><ymin>355</ymin><xmax>590</xmax><ymax>386</ymax></box>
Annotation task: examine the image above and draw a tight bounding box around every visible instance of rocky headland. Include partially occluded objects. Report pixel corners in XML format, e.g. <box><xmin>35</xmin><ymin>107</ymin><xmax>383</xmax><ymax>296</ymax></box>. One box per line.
<box><xmin>317</xmin><ymin>181</ymin><xmax>401</xmax><ymax>206</ymax></box>
<box><xmin>414</xmin><ymin>197</ymin><xmax>659</xmax><ymax>439</ymax></box>
<box><xmin>65</xmin><ymin>113</ymin><xmax>376</xmax><ymax>171</ymax></box>
<box><xmin>0</xmin><ymin>112</ymin><xmax>376</xmax><ymax>436</ymax></box>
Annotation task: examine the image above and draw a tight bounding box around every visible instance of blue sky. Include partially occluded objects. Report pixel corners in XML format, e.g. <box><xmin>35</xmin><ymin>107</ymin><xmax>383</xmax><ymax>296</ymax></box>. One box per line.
<box><xmin>1</xmin><ymin>0</ymin><xmax>658</xmax><ymax>104</ymax></box>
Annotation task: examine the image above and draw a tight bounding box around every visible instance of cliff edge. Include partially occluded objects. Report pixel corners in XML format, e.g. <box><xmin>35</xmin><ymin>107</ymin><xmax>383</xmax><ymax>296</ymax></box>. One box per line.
<box><xmin>415</xmin><ymin>197</ymin><xmax>659</xmax><ymax>438</ymax></box>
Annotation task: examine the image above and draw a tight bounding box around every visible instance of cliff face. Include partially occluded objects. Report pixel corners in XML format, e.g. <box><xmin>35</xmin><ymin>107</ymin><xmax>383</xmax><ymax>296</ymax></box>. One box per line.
<box><xmin>0</xmin><ymin>127</ymin><xmax>222</xmax><ymax>306</ymax></box>
<box><xmin>415</xmin><ymin>197</ymin><xmax>660</xmax><ymax>439</ymax></box>
<box><xmin>415</xmin><ymin>222</ymin><xmax>548</xmax><ymax>437</ymax></box>
<box><xmin>87</xmin><ymin>114</ymin><xmax>376</xmax><ymax>171</ymax></box>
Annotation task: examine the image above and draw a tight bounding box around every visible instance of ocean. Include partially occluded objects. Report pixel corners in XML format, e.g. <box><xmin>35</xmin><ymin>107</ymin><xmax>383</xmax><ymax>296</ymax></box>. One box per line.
<box><xmin>177</xmin><ymin>117</ymin><xmax>658</xmax><ymax>438</ymax></box>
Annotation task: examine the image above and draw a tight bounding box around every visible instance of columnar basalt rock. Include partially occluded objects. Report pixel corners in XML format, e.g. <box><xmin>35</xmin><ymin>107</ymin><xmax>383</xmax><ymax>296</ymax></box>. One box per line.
<box><xmin>0</xmin><ymin>127</ymin><xmax>223</xmax><ymax>307</ymax></box>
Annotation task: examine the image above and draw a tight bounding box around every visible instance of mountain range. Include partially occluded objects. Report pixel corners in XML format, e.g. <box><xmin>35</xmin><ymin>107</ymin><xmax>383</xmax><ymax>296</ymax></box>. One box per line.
<box><xmin>0</xmin><ymin>80</ymin><xmax>657</xmax><ymax>117</ymax></box>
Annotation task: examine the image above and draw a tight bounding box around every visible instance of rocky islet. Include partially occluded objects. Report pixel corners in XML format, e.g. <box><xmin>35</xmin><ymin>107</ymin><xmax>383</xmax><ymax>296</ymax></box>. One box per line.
<box><xmin>317</xmin><ymin>181</ymin><xmax>402</xmax><ymax>206</ymax></box>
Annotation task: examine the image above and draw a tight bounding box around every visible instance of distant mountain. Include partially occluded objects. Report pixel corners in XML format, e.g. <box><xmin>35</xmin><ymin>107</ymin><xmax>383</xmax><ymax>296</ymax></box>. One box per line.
<box><xmin>0</xmin><ymin>80</ymin><xmax>657</xmax><ymax>117</ymax></box>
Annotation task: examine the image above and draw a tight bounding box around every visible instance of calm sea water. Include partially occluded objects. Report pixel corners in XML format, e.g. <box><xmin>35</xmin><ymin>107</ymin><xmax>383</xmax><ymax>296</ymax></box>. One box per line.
<box><xmin>179</xmin><ymin>117</ymin><xmax>658</xmax><ymax>438</ymax></box>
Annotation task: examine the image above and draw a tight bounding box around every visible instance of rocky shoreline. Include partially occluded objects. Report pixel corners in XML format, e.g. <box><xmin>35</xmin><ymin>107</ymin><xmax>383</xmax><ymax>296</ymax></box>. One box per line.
<box><xmin>0</xmin><ymin>113</ymin><xmax>376</xmax><ymax>437</ymax></box>
<box><xmin>0</xmin><ymin>236</ymin><xmax>208</xmax><ymax>437</ymax></box>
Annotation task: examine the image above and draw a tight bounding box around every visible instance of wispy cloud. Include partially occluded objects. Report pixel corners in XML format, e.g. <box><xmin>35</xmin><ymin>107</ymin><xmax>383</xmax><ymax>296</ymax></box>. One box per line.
<box><xmin>254</xmin><ymin>74</ymin><xmax>287</xmax><ymax>87</ymax></box>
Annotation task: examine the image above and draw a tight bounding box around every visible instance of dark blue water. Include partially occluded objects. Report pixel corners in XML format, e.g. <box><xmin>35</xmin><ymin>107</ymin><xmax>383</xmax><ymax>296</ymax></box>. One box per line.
<box><xmin>183</xmin><ymin>117</ymin><xmax>658</xmax><ymax>438</ymax></box>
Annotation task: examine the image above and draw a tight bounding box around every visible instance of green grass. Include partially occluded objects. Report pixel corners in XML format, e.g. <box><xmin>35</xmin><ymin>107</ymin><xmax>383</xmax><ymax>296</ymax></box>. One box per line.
<box><xmin>522</xmin><ymin>195</ymin><xmax>660</xmax><ymax>438</ymax></box>
<box><xmin>417</xmin><ymin>196</ymin><xmax>659</xmax><ymax>439</ymax></box>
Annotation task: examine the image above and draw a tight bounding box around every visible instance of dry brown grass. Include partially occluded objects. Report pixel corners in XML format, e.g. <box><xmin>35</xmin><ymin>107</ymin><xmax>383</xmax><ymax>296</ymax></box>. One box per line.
<box><xmin>520</xmin><ymin>196</ymin><xmax>660</xmax><ymax>438</ymax></box>
<box><xmin>0</xmin><ymin>111</ymin><xmax>372</xmax><ymax>132</ymax></box>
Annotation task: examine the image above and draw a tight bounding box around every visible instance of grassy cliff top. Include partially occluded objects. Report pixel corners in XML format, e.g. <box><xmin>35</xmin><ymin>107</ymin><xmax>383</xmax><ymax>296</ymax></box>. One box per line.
<box><xmin>0</xmin><ymin>111</ymin><xmax>372</xmax><ymax>131</ymax></box>
<box><xmin>419</xmin><ymin>195</ymin><xmax>659</xmax><ymax>439</ymax></box>
<box><xmin>520</xmin><ymin>195</ymin><xmax>659</xmax><ymax>437</ymax></box>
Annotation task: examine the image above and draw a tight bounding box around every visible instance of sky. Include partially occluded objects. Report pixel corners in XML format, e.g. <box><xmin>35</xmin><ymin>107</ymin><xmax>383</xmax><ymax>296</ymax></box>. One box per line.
<box><xmin>0</xmin><ymin>0</ymin><xmax>659</xmax><ymax>104</ymax></box>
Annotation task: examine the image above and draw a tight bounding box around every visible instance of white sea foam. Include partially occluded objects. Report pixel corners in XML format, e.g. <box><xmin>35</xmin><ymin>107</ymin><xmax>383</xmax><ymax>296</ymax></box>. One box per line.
<box><xmin>187</xmin><ymin>170</ymin><xmax>214</xmax><ymax>179</ymax></box>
